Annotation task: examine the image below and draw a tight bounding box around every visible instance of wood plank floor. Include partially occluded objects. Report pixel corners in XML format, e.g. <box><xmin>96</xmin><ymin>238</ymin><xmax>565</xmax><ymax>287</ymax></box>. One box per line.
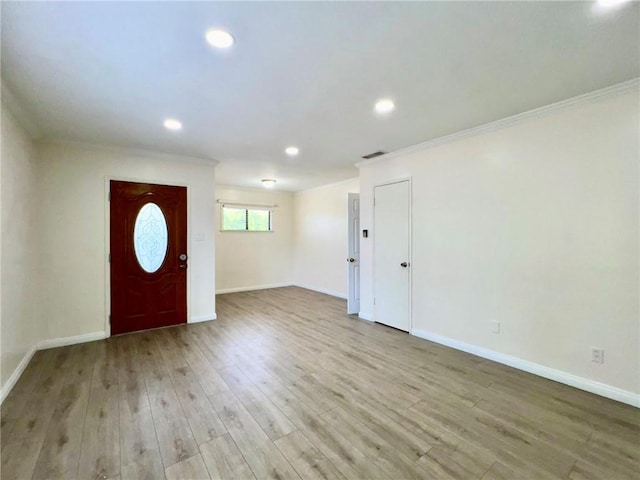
<box><xmin>2</xmin><ymin>287</ymin><xmax>638</xmax><ymax>479</ymax></box>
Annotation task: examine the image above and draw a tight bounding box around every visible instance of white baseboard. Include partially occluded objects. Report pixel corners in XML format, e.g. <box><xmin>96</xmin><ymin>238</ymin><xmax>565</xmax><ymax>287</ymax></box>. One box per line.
<box><xmin>189</xmin><ymin>313</ymin><xmax>217</xmax><ymax>324</ymax></box>
<box><xmin>38</xmin><ymin>331</ymin><xmax>107</xmax><ymax>350</ymax></box>
<box><xmin>411</xmin><ymin>329</ymin><xmax>640</xmax><ymax>408</ymax></box>
<box><xmin>294</xmin><ymin>284</ymin><xmax>348</xmax><ymax>300</ymax></box>
<box><xmin>1</xmin><ymin>330</ymin><xmax>107</xmax><ymax>404</ymax></box>
<box><xmin>216</xmin><ymin>283</ymin><xmax>293</xmax><ymax>294</ymax></box>
<box><xmin>358</xmin><ymin>312</ymin><xmax>373</xmax><ymax>322</ymax></box>
<box><xmin>0</xmin><ymin>346</ymin><xmax>37</xmax><ymax>404</ymax></box>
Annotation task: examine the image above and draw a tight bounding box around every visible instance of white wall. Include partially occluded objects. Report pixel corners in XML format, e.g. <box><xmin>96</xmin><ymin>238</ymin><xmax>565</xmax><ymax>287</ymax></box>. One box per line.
<box><xmin>1</xmin><ymin>101</ymin><xmax>43</xmax><ymax>391</ymax></box>
<box><xmin>359</xmin><ymin>87</ymin><xmax>639</xmax><ymax>399</ymax></box>
<box><xmin>293</xmin><ymin>178</ymin><xmax>359</xmax><ymax>298</ymax></box>
<box><xmin>37</xmin><ymin>142</ymin><xmax>217</xmax><ymax>338</ymax></box>
<box><xmin>216</xmin><ymin>185</ymin><xmax>293</xmax><ymax>293</ymax></box>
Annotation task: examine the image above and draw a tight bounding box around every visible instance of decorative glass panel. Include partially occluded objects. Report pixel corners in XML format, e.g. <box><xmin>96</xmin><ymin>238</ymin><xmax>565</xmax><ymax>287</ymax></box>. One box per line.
<box><xmin>134</xmin><ymin>203</ymin><xmax>168</xmax><ymax>273</ymax></box>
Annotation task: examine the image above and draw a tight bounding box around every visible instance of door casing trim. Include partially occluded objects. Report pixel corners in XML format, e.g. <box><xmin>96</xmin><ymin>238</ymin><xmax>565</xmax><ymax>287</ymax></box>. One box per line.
<box><xmin>347</xmin><ymin>192</ymin><xmax>361</xmax><ymax>314</ymax></box>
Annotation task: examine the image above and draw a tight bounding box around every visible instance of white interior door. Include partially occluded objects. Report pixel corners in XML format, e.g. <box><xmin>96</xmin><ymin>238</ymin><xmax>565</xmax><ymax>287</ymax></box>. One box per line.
<box><xmin>374</xmin><ymin>180</ymin><xmax>410</xmax><ymax>331</ymax></box>
<box><xmin>347</xmin><ymin>193</ymin><xmax>360</xmax><ymax>314</ymax></box>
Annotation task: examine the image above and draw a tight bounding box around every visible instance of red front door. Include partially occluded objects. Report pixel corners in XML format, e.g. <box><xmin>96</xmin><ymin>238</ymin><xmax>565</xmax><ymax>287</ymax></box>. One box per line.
<box><xmin>110</xmin><ymin>181</ymin><xmax>187</xmax><ymax>335</ymax></box>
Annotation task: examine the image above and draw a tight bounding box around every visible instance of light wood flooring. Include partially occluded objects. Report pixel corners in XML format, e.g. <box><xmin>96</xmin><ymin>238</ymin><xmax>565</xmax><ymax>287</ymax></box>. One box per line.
<box><xmin>1</xmin><ymin>287</ymin><xmax>638</xmax><ymax>479</ymax></box>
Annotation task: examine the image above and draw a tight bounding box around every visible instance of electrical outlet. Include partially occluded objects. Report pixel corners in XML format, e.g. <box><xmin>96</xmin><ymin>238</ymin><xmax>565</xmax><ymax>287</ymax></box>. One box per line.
<box><xmin>491</xmin><ymin>321</ymin><xmax>500</xmax><ymax>334</ymax></box>
<box><xmin>591</xmin><ymin>348</ymin><xmax>604</xmax><ymax>364</ymax></box>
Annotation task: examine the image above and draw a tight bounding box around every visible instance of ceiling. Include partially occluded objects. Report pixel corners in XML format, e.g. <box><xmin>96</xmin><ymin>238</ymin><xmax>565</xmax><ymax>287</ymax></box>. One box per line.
<box><xmin>2</xmin><ymin>1</ymin><xmax>638</xmax><ymax>191</ymax></box>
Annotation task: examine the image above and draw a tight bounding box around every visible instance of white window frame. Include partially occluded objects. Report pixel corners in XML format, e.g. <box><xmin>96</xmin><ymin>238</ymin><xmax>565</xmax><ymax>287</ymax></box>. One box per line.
<box><xmin>219</xmin><ymin>203</ymin><xmax>275</xmax><ymax>232</ymax></box>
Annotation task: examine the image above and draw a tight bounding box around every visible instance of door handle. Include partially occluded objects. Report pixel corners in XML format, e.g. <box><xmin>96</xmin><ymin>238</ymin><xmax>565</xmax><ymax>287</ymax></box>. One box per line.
<box><xmin>347</xmin><ymin>258</ymin><xmax>356</xmax><ymax>263</ymax></box>
<box><xmin>179</xmin><ymin>264</ymin><xmax>188</xmax><ymax>269</ymax></box>
<box><xmin>400</xmin><ymin>262</ymin><xmax>409</xmax><ymax>267</ymax></box>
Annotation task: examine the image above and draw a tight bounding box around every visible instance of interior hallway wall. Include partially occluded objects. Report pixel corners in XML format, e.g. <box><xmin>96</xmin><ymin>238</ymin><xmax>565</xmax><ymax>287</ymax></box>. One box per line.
<box><xmin>358</xmin><ymin>86</ymin><xmax>639</xmax><ymax>400</ymax></box>
<box><xmin>0</xmin><ymin>100</ymin><xmax>43</xmax><ymax>394</ymax></box>
<box><xmin>293</xmin><ymin>178</ymin><xmax>360</xmax><ymax>298</ymax></box>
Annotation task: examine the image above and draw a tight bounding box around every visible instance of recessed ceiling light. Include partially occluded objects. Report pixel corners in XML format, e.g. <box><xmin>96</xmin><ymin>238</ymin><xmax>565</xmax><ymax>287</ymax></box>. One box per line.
<box><xmin>262</xmin><ymin>179</ymin><xmax>276</xmax><ymax>188</ymax></box>
<box><xmin>206</xmin><ymin>29</ymin><xmax>235</xmax><ymax>49</ymax></box>
<box><xmin>285</xmin><ymin>146</ymin><xmax>299</xmax><ymax>156</ymax></box>
<box><xmin>163</xmin><ymin>118</ymin><xmax>182</xmax><ymax>131</ymax></box>
<box><xmin>375</xmin><ymin>99</ymin><xmax>395</xmax><ymax>114</ymax></box>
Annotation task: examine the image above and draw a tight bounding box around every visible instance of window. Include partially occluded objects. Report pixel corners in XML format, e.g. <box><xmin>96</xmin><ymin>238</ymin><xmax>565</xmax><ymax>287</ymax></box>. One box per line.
<box><xmin>221</xmin><ymin>205</ymin><xmax>273</xmax><ymax>231</ymax></box>
<box><xmin>133</xmin><ymin>202</ymin><xmax>168</xmax><ymax>272</ymax></box>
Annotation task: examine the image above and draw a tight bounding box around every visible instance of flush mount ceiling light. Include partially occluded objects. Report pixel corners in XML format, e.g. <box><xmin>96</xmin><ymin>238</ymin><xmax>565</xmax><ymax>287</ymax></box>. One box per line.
<box><xmin>285</xmin><ymin>146</ymin><xmax>299</xmax><ymax>156</ymax></box>
<box><xmin>163</xmin><ymin>118</ymin><xmax>182</xmax><ymax>131</ymax></box>
<box><xmin>206</xmin><ymin>29</ymin><xmax>235</xmax><ymax>49</ymax></box>
<box><xmin>262</xmin><ymin>179</ymin><xmax>276</xmax><ymax>188</ymax></box>
<box><xmin>375</xmin><ymin>99</ymin><xmax>395</xmax><ymax>114</ymax></box>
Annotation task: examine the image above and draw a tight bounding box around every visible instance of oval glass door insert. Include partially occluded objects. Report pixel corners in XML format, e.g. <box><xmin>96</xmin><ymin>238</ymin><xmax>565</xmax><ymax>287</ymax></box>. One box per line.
<box><xmin>133</xmin><ymin>202</ymin><xmax>168</xmax><ymax>273</ymax></box>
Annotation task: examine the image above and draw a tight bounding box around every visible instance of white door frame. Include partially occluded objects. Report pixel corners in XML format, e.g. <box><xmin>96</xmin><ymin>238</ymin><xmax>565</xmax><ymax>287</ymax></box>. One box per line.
<box><xmin>373</xmin><ymin>177</ymin><xmax>412</xmax><ymax>332</ymax></box>
<box><xmin>103</xmin><ymin>176</ymin><xmax>192</xmax><ymax>338</ymax></box>
<box><xmin>347</xmin><ymin>193</ymin><xmax>360</xmax><ymax>314</ymax></box>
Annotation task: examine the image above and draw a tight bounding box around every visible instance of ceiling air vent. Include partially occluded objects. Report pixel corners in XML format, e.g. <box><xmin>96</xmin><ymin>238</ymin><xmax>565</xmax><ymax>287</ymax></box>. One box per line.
<box><xmin>361</xmin><ymin>150</ymin><xmax>386</xmax><ymax>160</ymax></box>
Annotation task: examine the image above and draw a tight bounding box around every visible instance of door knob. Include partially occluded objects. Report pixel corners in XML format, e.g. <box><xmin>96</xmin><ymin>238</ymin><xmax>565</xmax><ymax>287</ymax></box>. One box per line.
<box><xmin>347</xmin><ymin>258</ymin><xmax>356</xmax><ymax>263</ymax></box>
<box><xmin>400</xmin><ymin>262</ymin><xmax>408</xmax><ymax>267</ymax></box>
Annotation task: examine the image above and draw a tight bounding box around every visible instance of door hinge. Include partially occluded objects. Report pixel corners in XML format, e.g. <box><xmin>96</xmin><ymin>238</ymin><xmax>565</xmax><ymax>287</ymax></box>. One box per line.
<box><xmin>108</xmin><ymin>253</ymin><xmax>111</xmax><ymax>263</ymax></box>
<box><xmin>109</xmin><ymin>314</ymin><xmax>111</xmax><ymax>324</ymax></box>
<box><xmin>108</xmin><ymin>191</ymin><xmax>111</xmax><ymax>201</ymax></box>
<box><xmin>373</xmin><ymin>297</ymin><xmax>376</xmax><ymax>305</ymax></box>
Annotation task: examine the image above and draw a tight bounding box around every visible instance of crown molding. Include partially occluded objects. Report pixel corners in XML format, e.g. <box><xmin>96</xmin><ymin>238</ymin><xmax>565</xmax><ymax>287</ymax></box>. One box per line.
<box><xmin>38</xmin><ymin>139</ymin><xmax>219</xmax><ymax>166</ymax></box>
<box><xmin>356</xmin><ymin>78</ymin><xmax>640</xmax><ymax>168</ymax></box>
<box><xmin>294</xmin><ymin>176</ymin><xmax>359</xmax><ymax>195</ymax></box>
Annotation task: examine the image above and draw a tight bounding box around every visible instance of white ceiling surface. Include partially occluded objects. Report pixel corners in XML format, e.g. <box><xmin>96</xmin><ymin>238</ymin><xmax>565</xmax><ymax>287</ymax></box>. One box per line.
<box><xmin>2</xmin><ymin>2</ymin><xmax>638</xmax><ymax>191</ymax></box>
